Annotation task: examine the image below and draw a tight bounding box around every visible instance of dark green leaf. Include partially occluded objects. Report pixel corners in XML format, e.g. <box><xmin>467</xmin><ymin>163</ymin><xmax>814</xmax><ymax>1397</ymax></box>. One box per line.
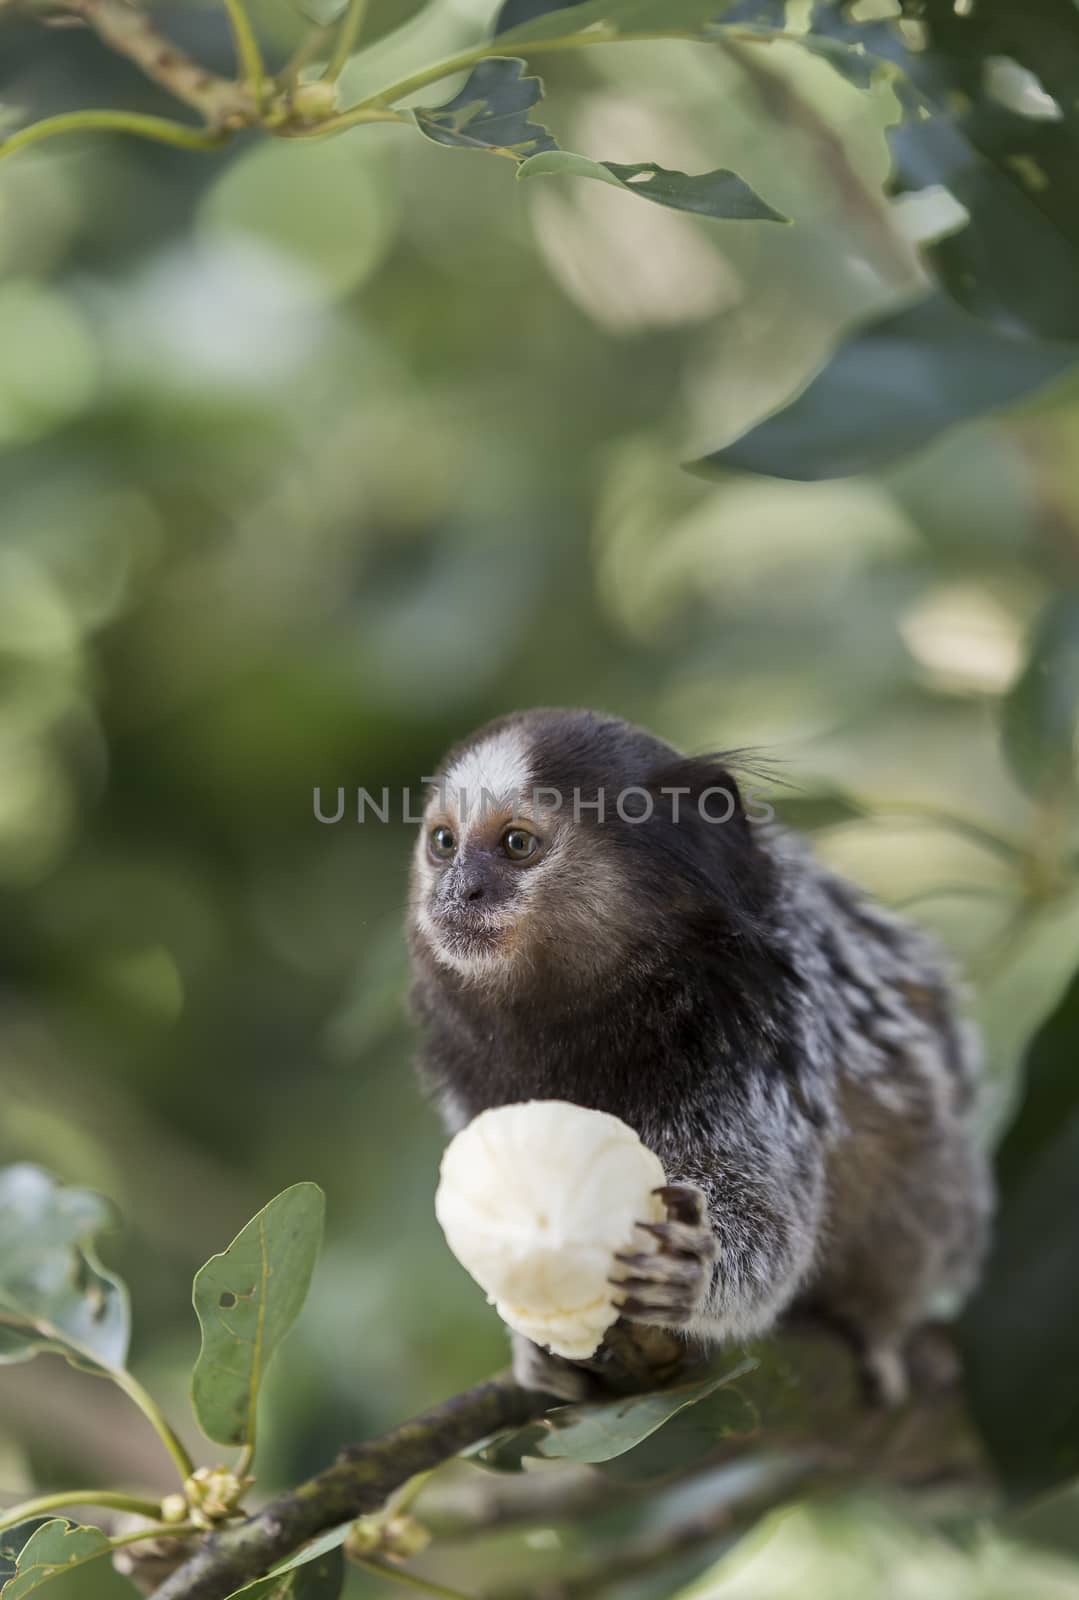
<box><xmin>1007</xmin><ymin>1479</ymin><xmax>1079</xmax><ymax>1562</ymax></box>
<box><xmin>497</xmin><ymin>0</ymin><xmax>736</xmax><ymax>46</ymax></box>
<box><xmin>191</xmin><ymin>1183</ymin><xmax>325</xmax><ymax>1449</ymax></box>
<box><xmin>474</xmin><ymin>1360</ymin><xmax>756</xmax><ymax>1470</ymax></box>
<box><xmin>995</xmin><ymin>963</ymin><xmax>1079</xmax><ymax>1199</ymax></box>
<box><xmin>0</xmin><ymin>1165</ymin><xmax>129</xmax><ymax>1377</ymax></box>
<box><xmin>0</xmin><ymin>1520</ymin><xmax>112</xmax><ymax>1598</ymax></box>
<box><xmin>413</xmin><ymin>59</ymin><xmax>557</xmax><ymax>161</ymax></box>
<box><xmin>786</xmin><ymin>0</ymin><xmax>1079</xmax><ymax>342</ymax></box>
<box><xmin>518</xmin><ymin>152</ymin><xmax>787</xmax><ymax>222</ymax></box>
<box><xmin>962</xmin><ymin>964</ymin><xmax>1079</xmax><ymax>1494</ymax></box>
<box><xmin>1001</xmin><ymin>594</ymin><xmax>1079</xmax><ymax>803</ymax></box>
<box><xmin>494</xmin><ymin>0</ymin><xmax>588</xmax><ymax>31</ymax></box>
<box><xmin>695</xmin><ymin>293</ymin><xmax>1078</xmax><ymax>480</ymax></box>
<box><xmin>222</xmin><ymin>1541</ymin><xmax>344</xmax><ymax>1600</ymax></box>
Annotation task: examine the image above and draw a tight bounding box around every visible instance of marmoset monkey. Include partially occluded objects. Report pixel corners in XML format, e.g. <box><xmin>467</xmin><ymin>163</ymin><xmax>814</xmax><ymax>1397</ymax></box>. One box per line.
<box><xmin>408</xmin><ymin>709</ymin><xmax>992</xmax><ymax>1403</ymax></box>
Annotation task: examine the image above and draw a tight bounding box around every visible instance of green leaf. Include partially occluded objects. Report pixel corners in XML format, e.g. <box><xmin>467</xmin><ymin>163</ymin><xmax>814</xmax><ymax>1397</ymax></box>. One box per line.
<box><xmin>1001</xmin><ymin>594</ymin><xmax>1079</xmax><ymax>803</ymax></box>
<box><xmin>292</xmin><ymin>0</ymin><xmax>429</xmax><ymax>40</ymax></box>
<box><xmin>222</xmin><ymin>1542</ymin><xmax>344</xmax><ymax>1600</ymax></box>
<box><xmin>695</xmin><ymin>293</ymin><xmax>1078</xmax><ymax>480</ymax></box>
<box><xmin>1007</xmin><ymin>1479</ymin><xmax>1079</xmax><ymax>1563</ymax></box>
<box><xmin>191</xmin><ymin>1183</ymin><xmax>325</xmax><ymax>1449</ymax></box>
<box><xmin>494</xmin><ymin>0</ymin><xmax>587</xmax><ymax>33</ymax></box>
<box><xmin>518</xmin><ymin>152</ymin><xmax>787</xmax><ymax>222</ymax></box>
<box><xmin>0</xmin><ymin>1165</ymin><xmax>129</xmax><ymax>1377</ymax></box>
<box><xmin>497</xmin><ymin>0</ymin><xmax>736</xmax><ymax>46</ymax></box>
<box><xmin>475</xmin><ymin>1360</ymin><xmax>756</xmax><ymax>1470</ymax></box>
<box><xmin>0</xmin><ymin>1521</ymin><xmax>112</xmax><ymax>1598</ymax></box>
<box><xmin>963</xmin><ymin>964</ymin><xmax>1079</xmax><ymax>1495</ymax></box>
<box><xmin>413</xmin><ymin>59</ymin><xmax>557</xmax><ymax>161</ymax></box>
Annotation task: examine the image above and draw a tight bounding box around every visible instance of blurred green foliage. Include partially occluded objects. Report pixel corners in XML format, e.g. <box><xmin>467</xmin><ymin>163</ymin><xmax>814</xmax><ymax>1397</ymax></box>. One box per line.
<box><xmin>1</xmin><ymin>1</ymin><xmax>1079</xmax><ymax>1596</ymax></box>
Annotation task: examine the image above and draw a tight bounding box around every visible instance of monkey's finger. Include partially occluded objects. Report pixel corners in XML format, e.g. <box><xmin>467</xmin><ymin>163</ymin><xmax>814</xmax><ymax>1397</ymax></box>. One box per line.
<box><xmin>637</xmin><ymin>1220</ymin><xmax>719</xmax><ymax>1260</ymax></box>
<box><xmin>613</xmin><ymin>1293</ymin><xmax>694</xmax><ymax>1325</ymax></box>
<box><xmin>612</xmin><ymin>1249</ymin><xmax>700</xmax><ymax>1280</ymax></box>
<box><xmin>652</xmin><ymin>1184</ymin><xmax>706</xmax><ymax>1226</ymax></box>
<box><xmin>609</xmin><ymin>1262</ymin><xmax>700</xmax><ymax>1293</ymax></box>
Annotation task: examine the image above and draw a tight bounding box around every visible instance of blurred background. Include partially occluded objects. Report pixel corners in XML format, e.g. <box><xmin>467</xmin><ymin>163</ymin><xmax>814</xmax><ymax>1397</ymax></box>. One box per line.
<box><xmin>2</xmin><ymin>1</ymin><xmax>1079</xmax><ymax>1594</ymax></box>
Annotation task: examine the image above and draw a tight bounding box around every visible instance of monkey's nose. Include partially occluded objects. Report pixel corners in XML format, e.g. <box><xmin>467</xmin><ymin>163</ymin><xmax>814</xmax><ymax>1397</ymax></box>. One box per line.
<box><xmin>457</xmin><ymin>866</ymin><xmax>489</xmax><ymax>903</ymax></box>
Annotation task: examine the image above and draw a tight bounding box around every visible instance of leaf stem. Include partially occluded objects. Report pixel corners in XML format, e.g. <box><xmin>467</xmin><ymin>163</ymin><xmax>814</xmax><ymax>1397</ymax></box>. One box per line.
<box><xmin>323</xmin><ymin>0</ymin><xmax>370</xmax><ymax>82</ymax></box>
<box><xmin>283</xmin><ymin>106</ymin><xmax>408</xmax><ymax>137</ymax></box>
<box><xmin>351</xmin><ymin>1557</ymin><xmax>478</xmax><ymax>1600</ymax></box>
<box><xmin>279</xmin><ymin>24</ymin><xmax>334</xmax><ymax>87</ymax></box>
<box><xmin>0</xmin><ymin>110</ymin><xmax>230</xmax><ymax>161</ymax></box>
<box><xmin>109</xmin><ymin>1520</ymin><xmax>201</xmax><ymax>1548</ymax></box>
<box><xmin>315</xmin><ymin>23</ymin><xmax>797</xmax><ymax>137</ymax></box>
<box><xmin>0</xmin><ymin>1491</ymin><xmax>163</xmax><ymax>1537</ymax></box>
<box><xmin>111</xmin><ymin>1368</ymin><xmax>197</xmax><ymax>1483</ymax></box>
<box><xmin>219</xmin><ymin>0</ymin><xmax>269</xmax><ymax>107</ymax></box>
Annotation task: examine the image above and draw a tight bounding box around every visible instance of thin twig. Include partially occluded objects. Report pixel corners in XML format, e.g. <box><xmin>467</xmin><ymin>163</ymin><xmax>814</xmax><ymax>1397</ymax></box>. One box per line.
<box><xmin>313</xmin><ymin>24</ymin><xmax>803</xmax><ymax>137</ymax></box>
<box><xmin>0</xmin><ymin>1489</ymin><xmax>163</xmax><ymax>1536</ymax></box>
<box><xmin>53</xmin><ymin>0</ymin><xmax>254</xmax><ymax>126</ymax></box>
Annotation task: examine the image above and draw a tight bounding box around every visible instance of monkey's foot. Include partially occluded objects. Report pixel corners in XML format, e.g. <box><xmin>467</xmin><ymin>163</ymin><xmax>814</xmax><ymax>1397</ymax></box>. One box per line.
<box><xmin>511</xmin><ymin>1332</ymin><xmax>599</xmax><ymax>1403</ymax></box>
<box><xmin>861</xmin><ymin>1342</ymin><xmax>910</xmax><ymax>1408</ymax></box>
<box><xmin>610</xmin><ymin>1183</ymin><xmax>717</xmax><ymax>1328</ymax></box>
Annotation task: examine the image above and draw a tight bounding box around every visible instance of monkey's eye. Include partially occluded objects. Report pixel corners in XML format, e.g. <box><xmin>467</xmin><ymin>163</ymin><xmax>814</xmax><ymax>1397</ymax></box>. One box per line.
<box><xmin>429</xmin><ymin>825</ymin><xmax>456</xmax><ymax>861</ymax></box>
<box><xmin>502</xmin><ymin>827</ymin><xmax>539</xmax><ymax>862</ymax></box>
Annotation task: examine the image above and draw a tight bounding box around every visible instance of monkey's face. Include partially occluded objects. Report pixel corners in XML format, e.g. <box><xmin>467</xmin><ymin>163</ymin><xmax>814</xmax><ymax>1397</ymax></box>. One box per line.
<box><xmin>409</xmin><ymin>716</ymin><xmax>638</xmax><ymax>988</ymax></box>
<box><xmin>409</xmin><ymin>708</ymin><xmax>761</xmax><ymax>994</ymax></box>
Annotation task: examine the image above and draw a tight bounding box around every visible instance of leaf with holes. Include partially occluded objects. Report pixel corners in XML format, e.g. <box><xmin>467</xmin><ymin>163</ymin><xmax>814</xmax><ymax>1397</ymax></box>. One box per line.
<box><xmin>0</xmin><ymin>1520</ymin><xmax>115</xmax><ymax>1598</ymax></box>
<box><xmin>191</xmin><ymin>1184</ymin><xmax>325</xmax><ymax>1449</ymax></box>
<box><xmin>518</xmin><ymin>152</ymin><xmax>787</xmax><ymax>221</ymax></box>
<box><xmin>0</xmin><ymin>1165</ymin><xmax>129</xmax><ymax>1378</ymax></box>
<box><xmin>413</xmin><ymin>58</ymin><xmax>557</xmax><ymax>161</ymax></box>
<box><xmin>474</xmin><ymin>1360</ymin><xmax>757</xmax><ymax>1471</ymax></box>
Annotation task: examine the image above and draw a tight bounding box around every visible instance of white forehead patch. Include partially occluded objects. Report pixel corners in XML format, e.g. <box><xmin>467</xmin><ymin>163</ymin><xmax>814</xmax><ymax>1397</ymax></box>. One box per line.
<box><xmin>441</xmin><ymin>727</ymin><xmax>531</xmax><ymax>826</ymax></box>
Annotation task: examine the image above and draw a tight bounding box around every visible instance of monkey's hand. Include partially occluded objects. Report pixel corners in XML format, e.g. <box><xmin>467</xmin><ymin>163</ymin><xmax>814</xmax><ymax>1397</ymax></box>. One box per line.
<box><xmin>610</xmin><ymin>1183</ymin><xmax>717</xmax><ymax>1328</ymax></box>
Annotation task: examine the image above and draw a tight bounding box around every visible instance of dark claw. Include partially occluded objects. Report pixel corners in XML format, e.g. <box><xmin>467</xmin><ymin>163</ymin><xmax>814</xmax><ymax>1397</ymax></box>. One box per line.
<box><xmin>610</xmin><ymin>1262</ymin><xmax>700</xmax><ymax>1294</ymax></box>
<box><xmin>617</xmin><ymin>1294</ymin><xmax>692</xmax><ymax>1323</ymax></box>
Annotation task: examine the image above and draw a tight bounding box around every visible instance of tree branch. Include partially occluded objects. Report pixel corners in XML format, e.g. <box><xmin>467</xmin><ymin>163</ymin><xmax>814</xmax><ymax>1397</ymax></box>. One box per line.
<box><xmin>41</xmin><ymin>0</ymin><xmax>255</xmax><ymax>127</ymax></box>
<box><xmin>150</xmin><ymin>1324</ymin><xmax>988</xmax><ymax>1600</ymax></box>
<box><xmin>151</xmin><ymin>1373</ymin><xmax>549</xmax><ymax>1600</ymax></box>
